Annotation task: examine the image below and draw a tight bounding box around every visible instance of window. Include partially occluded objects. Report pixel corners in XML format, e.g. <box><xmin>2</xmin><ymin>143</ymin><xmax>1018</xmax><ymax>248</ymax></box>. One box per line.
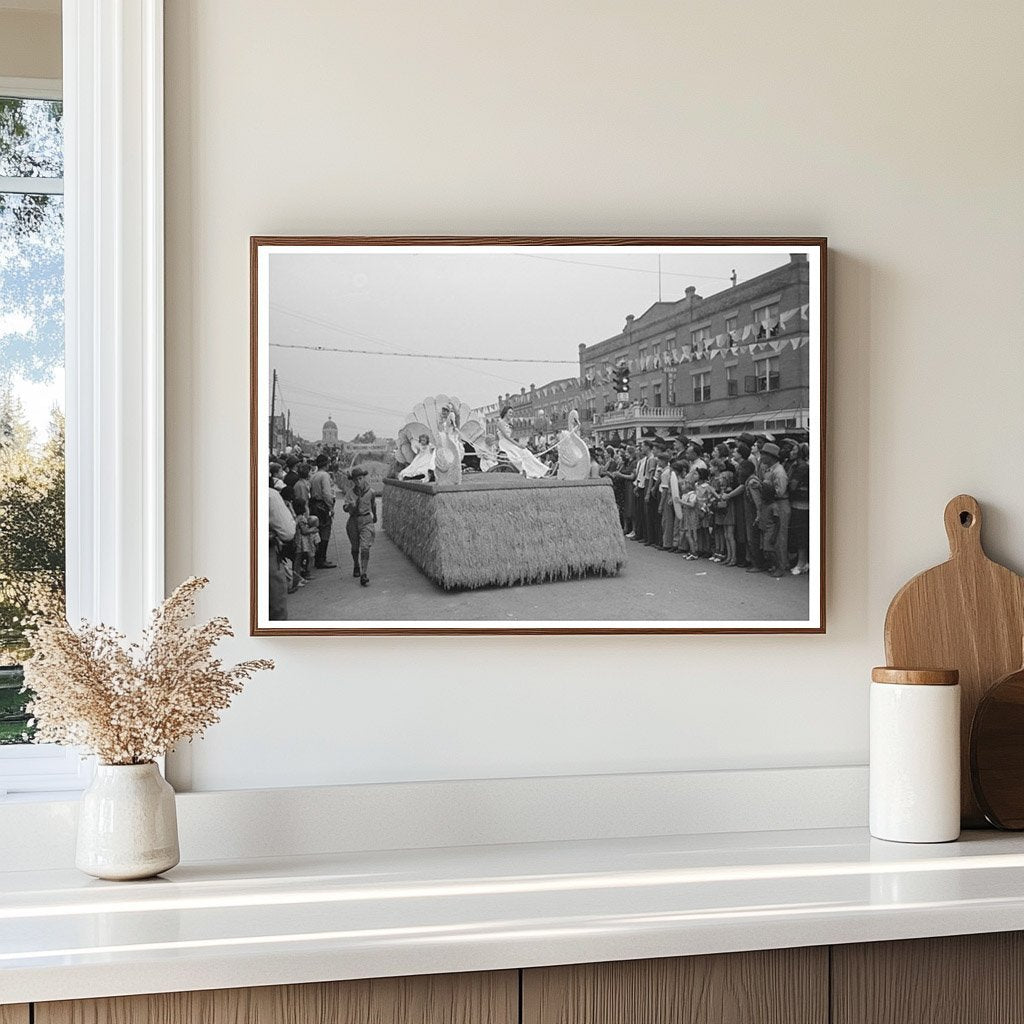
<box><xmin>693</xmin><ymin>371</ymin><xmax>711</xmax><ymax>403</ymax></box>
<box><xmin>726</xmin><ymin>365</ymin><xmax>738</xmax><ymax>397</ymax></box>
<box><xmin>639</xmin><ymin>385</ymin><xmax>648</xmax><ymax>406</ymax></box>
<box><xmin>637</xmin><ymin>346</ymin><xmax>647</xmax><ymax>368</ymax></box>
<box><xmin>0</xmin><ymin>90</ymin><xmax>65</xmax><ymax>749</ymax></box>
<box><xmin>690</xmin><ymin>326</ymin><xmax>711</xmax><ymax>348</ymax></box>
<box><xmin>653</xmin><ymin>385</ymin><xmax>662</xmax><ymax>408</ymax></box>
<box><xmin>752</xmin><ymin>302</ymin><xmax>781</xmax><ymax>338</ymax></box>
<box><xmin>752</xmin><ymin>302</ymin><xmax>779</xmax><ymax>323</ymax></box>
<box><xmin>725</xmin><ymin>315</ymin><xmax>738</xmax><ymax>335</ymax></box>
<box><xmin>754</xmin><ymin>356</ymin><xmax>781</xmax><ymax>392</ymax></box>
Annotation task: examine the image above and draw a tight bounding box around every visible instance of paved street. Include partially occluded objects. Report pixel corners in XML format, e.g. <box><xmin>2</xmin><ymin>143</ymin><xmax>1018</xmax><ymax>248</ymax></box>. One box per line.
<box><xmin>287</xmin><ymin>517</ymin><xmax>809</xmax><ymax>623</ymax></box>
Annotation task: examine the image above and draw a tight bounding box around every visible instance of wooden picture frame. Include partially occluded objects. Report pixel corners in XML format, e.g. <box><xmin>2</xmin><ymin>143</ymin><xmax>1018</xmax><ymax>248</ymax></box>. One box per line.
<box><xmin>251</xmin><ymin>237</ymin><xmax>826</xmax><ymax>635</ymax></box>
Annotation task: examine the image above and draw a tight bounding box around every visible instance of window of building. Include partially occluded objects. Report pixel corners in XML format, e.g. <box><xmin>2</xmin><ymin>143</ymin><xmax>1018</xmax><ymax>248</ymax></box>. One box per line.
<box><xmin>692</xmin><ymin>371</ymin><xmax>711</xmax><ymax>403</ymax></box>
<box><xmin>726</xmin><ymin>365</ymin><xmax>738</xmax><ymax>397</ymax></box>
<box><xmin>690</xmin><ymin>326</ymin><xmax>711</xmax><ymax>348</ymax></box>
<box><xmin>639</xmin><ymin>385</ymin><xmax>648</xmax><ymax>406</ymax></box>
<box><xmin>753</xmin><ymin>303</ymin><xmax>781</xmax><ymax>338</ymax></box>
<box><xmin>752</xmin><ymin>302</ymin><xmax>779</xmax><ymax>323</ymax></box>
<box><xmin>725</xmin><ymin>315</ymin><xmax>738</xmax><ymax>335</ymax></box>
<box><xmin>754</xmin><ymin>356</ymin><xmax>781</xmax><ymax>392</ymax></box>
<box><xmin>653</xmin><ymin>384</ymin><xmax>662</xmax><ymax>408</ymax></box>
<box><xmin>0</xmin><ymin>89</ymin><xmax>65</xmax><ymax>751</ymax></box>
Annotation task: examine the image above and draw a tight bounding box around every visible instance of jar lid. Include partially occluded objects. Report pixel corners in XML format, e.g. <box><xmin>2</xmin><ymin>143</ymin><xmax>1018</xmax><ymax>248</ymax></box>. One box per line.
<box><xmin>871</xmin><ymin>667</ymin><xmax>959</xmax><ymax>686</ymax></box>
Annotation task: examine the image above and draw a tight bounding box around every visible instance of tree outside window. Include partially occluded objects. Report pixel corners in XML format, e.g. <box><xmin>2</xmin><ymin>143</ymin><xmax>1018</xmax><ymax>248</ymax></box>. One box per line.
<box><xmin>0</xmin><ymin>94</ymin><xmax>65</xmax><ymax>744</ymax></box>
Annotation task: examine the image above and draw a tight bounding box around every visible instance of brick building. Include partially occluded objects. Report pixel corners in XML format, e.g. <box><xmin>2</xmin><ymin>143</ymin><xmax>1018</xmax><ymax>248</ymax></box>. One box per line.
<box><xmin>488</xmin><ymin>376</ymin><xmax>585</xmax><ymax>444</ymax></box>
<box><xmin>577</xmin><ymin>254</ymin><xmax>812</xmax><ymax>447</ymax></box>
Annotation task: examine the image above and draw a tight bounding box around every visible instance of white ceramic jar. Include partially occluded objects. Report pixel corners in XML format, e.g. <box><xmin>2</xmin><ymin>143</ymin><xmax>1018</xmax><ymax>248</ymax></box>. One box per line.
<box><xmin>76</xmin><ymin>762</ymin><xmax>180</xmax><ymax>880</ymax></box>
<box><xmin>870</xmin><ymin>667</ymin><xmax>961</xmax><ymax>843</ymax></box>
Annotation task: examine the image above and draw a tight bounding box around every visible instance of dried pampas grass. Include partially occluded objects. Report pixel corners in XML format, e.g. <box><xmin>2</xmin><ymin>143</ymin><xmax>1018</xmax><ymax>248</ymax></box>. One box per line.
<box><xmin>23</xmin><ymin>576</ymin><xmax>272</xmax><ymax>765</ymax></box>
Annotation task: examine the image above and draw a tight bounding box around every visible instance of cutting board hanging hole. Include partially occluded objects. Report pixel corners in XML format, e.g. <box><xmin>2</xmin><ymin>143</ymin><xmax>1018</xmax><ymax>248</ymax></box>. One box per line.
<box><xmin>944</xmin><ymin>494</ymin><xmax>982</xmax><ymax>556</ymax></box>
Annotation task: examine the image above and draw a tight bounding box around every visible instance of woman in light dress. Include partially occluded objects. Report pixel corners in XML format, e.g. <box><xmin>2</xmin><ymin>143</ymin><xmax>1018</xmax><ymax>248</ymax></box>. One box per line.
<box><xmin>399</xmin><ymin>433</ymin><xmax>436</xmax><ymax>481</ymax></box>
<box><xmin>496</xmin><ymin>406</ymin><xmax>549</xmax><ymax>478</ymax></box>
<box><xmin>556</xmin><ymin>409</ymin><xmax>590</xmax><ymax>480</ymax></box>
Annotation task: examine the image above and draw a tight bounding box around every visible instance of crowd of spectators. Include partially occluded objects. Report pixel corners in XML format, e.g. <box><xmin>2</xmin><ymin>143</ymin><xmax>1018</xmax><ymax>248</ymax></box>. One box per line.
<box><xmin>591</xmin><ymin>432</ymin><xmax>811</xmax><ymax>578</ymax></box>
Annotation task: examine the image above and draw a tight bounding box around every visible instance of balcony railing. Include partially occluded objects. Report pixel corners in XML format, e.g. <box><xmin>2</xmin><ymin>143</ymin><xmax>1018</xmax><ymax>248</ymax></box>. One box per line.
<box><xmin>595</xmin><ymin>405</ymin><xmax>687</xmax><ymax>426</ymax></box>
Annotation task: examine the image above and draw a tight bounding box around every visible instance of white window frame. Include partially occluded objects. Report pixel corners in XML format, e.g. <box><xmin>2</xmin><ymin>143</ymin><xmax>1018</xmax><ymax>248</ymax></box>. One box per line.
<box><xmin>0</xmin><ymin>1</ymin><xmax>164</xmax><ymax>797</ymax></box>
<box><xmin>692</xmin><ymin>370</ymin><xmax>711</xmax><ymax>403</ymax></box>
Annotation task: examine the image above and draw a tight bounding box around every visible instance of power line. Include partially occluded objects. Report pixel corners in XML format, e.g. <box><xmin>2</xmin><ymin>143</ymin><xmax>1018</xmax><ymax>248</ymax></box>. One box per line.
<box><xmin>277</xmin><ymin>377</ymin><xmax>407</xmax><ymax>417</ymax></box>
<box><xmin>271</xmin><ymin>305</ymin><xmax>532</xmax><ymax>386</ymax></box>
<box><xmin>270</xmin><ymin>341</ymin><xmax>577</xmax><ymax>365</ymax></box>
<box><xmin>516</xmin><ymin>252</ymin><xmax>734</xmax><ymax>281</ymax></box>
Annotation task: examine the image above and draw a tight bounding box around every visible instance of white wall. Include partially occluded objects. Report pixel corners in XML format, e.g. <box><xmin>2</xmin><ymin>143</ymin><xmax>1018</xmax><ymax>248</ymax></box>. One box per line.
<box><xmin>163</xmin><ymin>0</ymin><xmax>1024</xmax><ymax>792</ymax></box>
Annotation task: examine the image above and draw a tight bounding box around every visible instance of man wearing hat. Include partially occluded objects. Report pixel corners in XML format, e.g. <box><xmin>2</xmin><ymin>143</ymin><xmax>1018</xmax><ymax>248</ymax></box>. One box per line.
<box><xmin>343</xmin><ymin>467</ymin><xmax>377</xmax><ymax>586</ymax></box>
<box><xmin>646</xmin><ymin>447</ymin><xmax>670</xmax><ymax>546</ymax></box>
<box><xmin>631</xmin><ymin>440</ymin><xmax>653</xmax><ymax>542</ymax></box>
<box><xmin>758</xmin><ymin>442</ymin><xmax>791</xmax><ymax>578</ymax></box>
<box><xmin>309</xmin><ymin>454</ymin><xmax>337</xmax><ymax>569</ymax></box>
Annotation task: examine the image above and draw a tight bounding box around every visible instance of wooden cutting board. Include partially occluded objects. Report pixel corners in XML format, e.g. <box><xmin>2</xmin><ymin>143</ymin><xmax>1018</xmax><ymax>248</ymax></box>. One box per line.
<box><xmin>970</xmin><ymin>653</ymin><xmax>1024</xmax><ymax>829</ymax></box>
<box><xmin>884</xmin><ymin>494</ymin><xmax>1024</xmax><ymax>826</ymax></box>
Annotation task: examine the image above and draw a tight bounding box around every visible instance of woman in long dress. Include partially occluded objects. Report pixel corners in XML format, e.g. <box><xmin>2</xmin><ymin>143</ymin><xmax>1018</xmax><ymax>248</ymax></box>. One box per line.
<box><xmin>556</xmin><ymin>409</ymin><xmax>590</xmax><ymax>480</ymax></box>
<box><xmin>496</xmin><ymin>406</ymin><xmax>549</xmax><ymax>478</ymax></box>
<box><xmin>399</xmin><ymin>433</ymin><xmax>436</xmax><ymax>481</ymax></box>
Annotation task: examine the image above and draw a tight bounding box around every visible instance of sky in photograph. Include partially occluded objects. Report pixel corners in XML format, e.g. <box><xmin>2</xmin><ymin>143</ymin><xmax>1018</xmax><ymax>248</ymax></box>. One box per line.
<box><xmin>268</xmin><ymin>248</ymin><xmax>792</xmax><ymax>441</ymax></box>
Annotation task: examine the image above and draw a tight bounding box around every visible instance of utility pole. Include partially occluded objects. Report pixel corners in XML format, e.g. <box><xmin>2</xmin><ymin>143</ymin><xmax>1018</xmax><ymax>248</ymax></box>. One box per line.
<box><xmin>286</xmin><ymin>408</ymin><xmax>291</xmax><ymax>447</ymax></box>
<box><xmin>269</xmin><ymin>368</ymin><xmax>277</xmax><ymax>450</ymax></box>
<box><xmin>658</xmin><ymin>254</ymin><xmax>663</xmax><ymax>302</ymax></box>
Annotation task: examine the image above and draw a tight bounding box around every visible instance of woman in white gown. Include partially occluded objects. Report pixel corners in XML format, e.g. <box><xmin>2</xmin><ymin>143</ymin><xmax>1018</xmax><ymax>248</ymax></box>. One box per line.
<box><xmin>556</xmin><ymin>409</ymin><xmax>590</xmax><ymax>480</ymax></box>
<box><xmin>496</xmin><ymin>406</ymin><xmax>549</xmax><ymax>478</ymax></box>
<box><xmin>399</xmin><ymin>433</ymin><xmax>436</xmax><ymax>481</ymax></box>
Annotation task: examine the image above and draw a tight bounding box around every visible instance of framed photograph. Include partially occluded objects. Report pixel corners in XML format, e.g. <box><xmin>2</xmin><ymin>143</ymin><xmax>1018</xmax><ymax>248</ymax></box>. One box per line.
<box><xmin>251</xmin><ymin>237</ymin><xmax>826</xmax><ymax>635</ymax></box>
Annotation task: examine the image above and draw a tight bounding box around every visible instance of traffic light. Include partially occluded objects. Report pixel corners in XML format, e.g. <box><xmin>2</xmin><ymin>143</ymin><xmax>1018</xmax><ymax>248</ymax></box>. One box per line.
<box><xmin>612</xmin><ymin>362</ymin><xmax>630</xmax><ymax>394</ymax></box>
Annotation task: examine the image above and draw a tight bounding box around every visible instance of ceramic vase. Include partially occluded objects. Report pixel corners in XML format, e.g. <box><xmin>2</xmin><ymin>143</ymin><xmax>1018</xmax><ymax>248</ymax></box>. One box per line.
<box><xmin>76</xmin><ymin>762</ymin><xmax>180</xmax><ymax>880</ymax></box>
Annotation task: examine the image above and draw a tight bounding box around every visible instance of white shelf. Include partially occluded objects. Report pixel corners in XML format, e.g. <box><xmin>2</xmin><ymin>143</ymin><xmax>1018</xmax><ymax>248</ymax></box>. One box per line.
<box><xmin>4</xmin><ymin>826</ymin><xmax>1024</xmax><ymax>1004</ymax></box>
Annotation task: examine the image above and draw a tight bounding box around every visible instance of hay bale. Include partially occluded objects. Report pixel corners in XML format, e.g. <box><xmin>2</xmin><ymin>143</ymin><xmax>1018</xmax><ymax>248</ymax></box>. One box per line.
<box><xmin>383</xmin><ymin>476</ymin><xmax>626</xmax><ymax>590</ymax></box>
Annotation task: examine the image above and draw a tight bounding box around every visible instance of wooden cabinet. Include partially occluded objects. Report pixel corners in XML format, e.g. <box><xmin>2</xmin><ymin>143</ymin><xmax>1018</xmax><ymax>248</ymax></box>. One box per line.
<box><xmin>832</xmin><ymin>932</ymin><xmax>1024</xmax><ymax>1024</ymax></box>
<box><xmin>522</xmin><ymin>948</ymin><xmax>828</xmax><ymax>1024</ymax></box>
<box><xmin>34</xmin><ymin>971</ymin><xmax>518</xmax><ymax>1024</ymax></box>
<box><xmin>13</xmin><ymin>933</ymin><xmax>1024</xmax><ymax>1024</ymax></box>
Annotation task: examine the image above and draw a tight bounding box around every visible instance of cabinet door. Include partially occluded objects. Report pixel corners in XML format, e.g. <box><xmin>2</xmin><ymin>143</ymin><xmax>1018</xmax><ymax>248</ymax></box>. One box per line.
<box><xmin>36</xmin><ymin>970</ymin><xmax>517</xmax><ymax>1024</ymax></box>
<box><xmin>832</xmin><ymin>932</ymin><xmax>1024</xmax><ymax>1024</ymax></box>
<box><xmin>0</xmin><ymin>1007</ymin><xmax>30</xmax><ymax>1024</ymax></box>
<box><xmin>523</xmin><ymin>948</ymin><xmax>828</xmax><ymax>1024</ymax></box>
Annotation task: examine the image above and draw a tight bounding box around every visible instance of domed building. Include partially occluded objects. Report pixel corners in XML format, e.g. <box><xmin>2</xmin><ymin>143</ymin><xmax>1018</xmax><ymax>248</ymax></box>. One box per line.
<box><xmin>322</xmin><ymin>415</ymin><xmax>339</xmax><ymax>445</ymax></box>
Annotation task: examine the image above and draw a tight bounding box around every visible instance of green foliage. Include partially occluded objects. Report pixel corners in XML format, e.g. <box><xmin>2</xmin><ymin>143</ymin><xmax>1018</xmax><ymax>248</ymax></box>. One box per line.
<box><xmin>0</xmin><ymin>96</ymin><xmax>65</xmax><ymax>385</ymax></box>
<box><xmin>0</xmin><ymin>392</ymin><xmax>65</xmax><ymax>666</ymax></box>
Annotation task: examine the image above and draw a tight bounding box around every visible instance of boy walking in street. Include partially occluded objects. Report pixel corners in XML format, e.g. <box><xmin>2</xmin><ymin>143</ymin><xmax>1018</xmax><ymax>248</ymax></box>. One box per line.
<box><xmin>344</xmin><ymin>467</ymin><xmax>377</xmax><ymax>587</ymax></box>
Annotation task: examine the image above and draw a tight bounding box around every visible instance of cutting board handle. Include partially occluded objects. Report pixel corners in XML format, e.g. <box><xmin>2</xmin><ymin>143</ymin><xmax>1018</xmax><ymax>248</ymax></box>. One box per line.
<box><xmin>944</xmin><ymin>494</ymin><xmax>983</xmax><ymax>559</ymax></box>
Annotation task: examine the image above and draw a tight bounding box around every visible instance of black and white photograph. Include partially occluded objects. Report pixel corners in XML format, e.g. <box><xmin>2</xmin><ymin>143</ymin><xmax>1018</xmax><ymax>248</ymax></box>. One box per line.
<box><xmin>252</xmin><ymin>238</ymin><xmax>825</xmax><ymax>634</ymax></box>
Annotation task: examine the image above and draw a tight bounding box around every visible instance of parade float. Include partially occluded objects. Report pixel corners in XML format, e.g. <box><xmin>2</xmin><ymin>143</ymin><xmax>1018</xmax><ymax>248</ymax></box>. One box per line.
<box><xmin>384</xmin><ymin>395</ymin><xmax>626</xmax><ymax>590</ymax></box>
